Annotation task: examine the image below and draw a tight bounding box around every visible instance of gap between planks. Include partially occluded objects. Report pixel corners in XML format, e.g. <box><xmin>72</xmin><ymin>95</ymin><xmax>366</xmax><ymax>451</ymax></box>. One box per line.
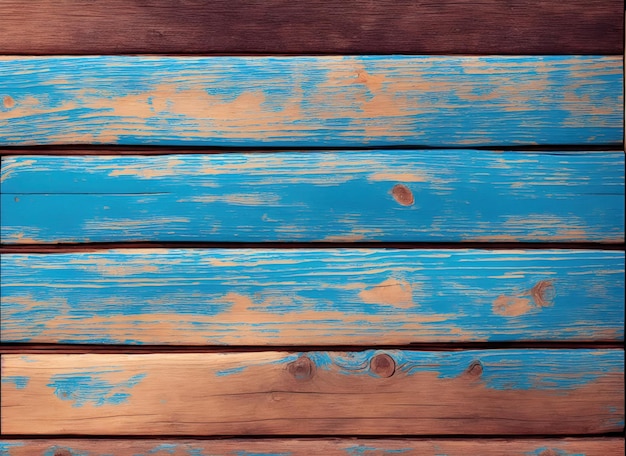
<box><xmin>1</xmin><ymin>342</ymin><xmax>624</xmax><ymax>355</ymax></box>
<box><xmin>1</xmin><ymin>242</ymin><xmax>625</xmax><ymax>254</ymax></box>
<box><xmin>1</xmin><ymin>145</ymin><xmax>625</xmax><ymax>155</ymax></box>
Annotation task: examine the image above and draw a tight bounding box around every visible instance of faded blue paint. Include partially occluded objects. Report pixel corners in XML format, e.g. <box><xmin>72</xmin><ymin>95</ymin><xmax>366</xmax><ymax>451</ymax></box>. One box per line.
<box><xmin>0</xmin><ymin>442</ymin><xmax>24</xmax><ymax>453</ymax></box>
<box><xmin>344</xmin><ymin>445</ymin><xmax>412</xmax><ymax>455</ymax></box>
<box><xmin>1</xmin><ymin>375</ymin><xmax>29</xmax><ymax>389</ymax></box>
<box><xmin>43</xmin><ymin>447</ymin><xmax>91</xmax><ymax>456</ymax></box>
<box><xmin>1</xmin><ymin>249</ymin><xmax>623</xmax><ymax>345</ymax></box>
<box><xmin>46</xmin><ymin>371</ymin><xmax>146</xmax><ymax>407</ymax></box>
<box><xmin>524</xmin><ymin>448</ymin><xmax>579</xmax><ymax>456</ymax></box>
<box><xmin>1</xmin><ymin>151</ymin><xmax>623</xmax><ymax>244</ymax></box>
<box><xmin>215</xmin><ymin>366</ymin><xmax>247</xmax><ymax>377</ymax></box>
<box><xmin>288</xmin><ymin>349</ymin><xmax>624</xmax><ymax>391</ymax></box>
<box><xmin>0</xmin><ymin>56</ymin><xmax>621</xmax><ymax>147</ymax></box>
<box><xmin>234</xmin><ymin>452</ymin><xmax>291</xmax><ymax>456</ymax></box>
<box><xmin>139</xmin><ymin>444</ymin><xmax>205</xmax><ymax>455</ymax></box>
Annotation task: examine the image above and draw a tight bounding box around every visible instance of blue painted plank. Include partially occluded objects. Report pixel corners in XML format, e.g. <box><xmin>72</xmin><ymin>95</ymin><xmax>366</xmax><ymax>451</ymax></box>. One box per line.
<box><xmin>0</xmin><ymin>438</ymin><xmax>624</xmax><ymax>456</ymax></box>
<box><xmin>1</xmin><ymin>151</ymin><xmax>623</xmax><ymax>243</ymax></box>
<box><xmin>2</xmin><ymin>350</ymin><xmax>623</xmax><ymax>434</ymax></box>
<box><xmin>0</xmin><ymin>56</ymin><xmax>622</xmax><ymax>147</ymax></box>
<box><xmin>1</xmin><ymin>249</ymin><xmax>623</xmax><ymax>344</ymax></box>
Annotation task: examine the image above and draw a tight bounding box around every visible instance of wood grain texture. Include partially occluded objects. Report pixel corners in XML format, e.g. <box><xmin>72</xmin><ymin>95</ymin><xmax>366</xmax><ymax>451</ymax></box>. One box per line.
<box><xmin>0</xmin><ymin>1</ymin><xmax>622</xmax><ymax>55</ymax></box>
<box><xmin>1</xmin><ymin>350</ymin><xmax>623</xmax><ymax>435</ymax></box>
<box><xmin>1</xmin><ymin>249</ymin><xmax>623</xmax><ymax>345</ymax></box>
<box><xmin>1</xmin><ymin>438</ymin><xmax>624</xmax><ymax>455</ymax></box>
<box><xmin>0</xmin><ymin>56</ymin><xmax>622</xmax><ymax>147</ymax></box>
<box><xmin>2</xmin><ymin>152</ymin><xmax>623</xmax><ymax>244</ymax></box>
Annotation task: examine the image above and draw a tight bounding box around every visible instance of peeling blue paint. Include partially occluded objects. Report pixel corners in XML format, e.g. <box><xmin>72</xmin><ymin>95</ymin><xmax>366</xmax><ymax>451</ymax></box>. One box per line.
<box><xmin>1</xmin><ymin>249</ymin><xmax>623</xmax><ymax>345</ymax></box>
<box><xmin>235</xmin><ymin>452</ymin><xmax>291</xmax><ymax>456</ymax></box>
<box><xmin>0</xmin><ymin>441</ymin><xmax>24</xmax><ymax>453</ymax></box>
<box><xmin>524</xmin><ymin>448</ymin><xmax>578</xmax><ymax>456</ymax></box>
<box><xmin>344</xmin><ymin>445</ymin><xmax>412</xmax><ymax>455</ymax></box>
<box><xmin>2</xmin><ymin>151</ymin><xmax>623</xmax><ymax>245</ymax></box>
<box><xmin>282</xmin><ymin>349</ymin><xmax>623</xmax><ymax>391</ymax></box>
<box><xmin>0</xmin><ymin>56</ymin><xmax>621</xmax><ymax>147</ymax></box>
<box><xmin>1</xmin><ymin>376</ymin><xmax>29</xmax><ymax>389</ymax></box>
<box><xmin>215</xmin><ymin>366</ymin><xmax>247</xmax><ymax>377</ymax></box>
<box><xmin>139</xmin><ymin>443</ymin><xmax>205</xmax><ymax>455</ymax></box>
<box><xmin>43</xmin><ymin>447</ymin><xmax>91</xmax><ymax>456</ymax></box>
<box><xmin>47</xmin><ymin>371</ymin><xmax>146</xmax><ymax>407</ymax></box>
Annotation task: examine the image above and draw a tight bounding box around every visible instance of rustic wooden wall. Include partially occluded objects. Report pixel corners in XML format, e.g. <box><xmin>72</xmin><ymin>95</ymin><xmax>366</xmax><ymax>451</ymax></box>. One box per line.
<box><xmin>1</xmin><ymin>1</ymin><xmax>624</xmax><ymax>454</ymax></box>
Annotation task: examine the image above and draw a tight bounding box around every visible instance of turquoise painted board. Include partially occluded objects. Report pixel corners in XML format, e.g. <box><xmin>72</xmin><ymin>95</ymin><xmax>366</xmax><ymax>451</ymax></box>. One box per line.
<box><xmin>1</xmin><ymin>249</ymin><xmax>623</xmax><ymax>344</ymax></box>
<box><xmin>2</xmin><ymin>350</ymin><xmax>623</xmax><ymax>434</ymax></box>
<box><xmin>1</xmin><ymin>151</ymin><xmax>623</xmax><ymax>244</ymax></box>
<box><xmin>0</xmin><ymin>56</ymin><xmax>622</xmax><ymax>147</ymax></box>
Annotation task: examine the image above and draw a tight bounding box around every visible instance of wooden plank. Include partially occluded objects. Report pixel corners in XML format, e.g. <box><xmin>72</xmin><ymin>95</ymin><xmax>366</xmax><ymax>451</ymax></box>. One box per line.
<box><xmin>0</xmin><ymin>56</ymin><xmax>622</xmax><ymax>147</ymax></box>
<box><xmin>0</xmin><ymin>1</ymin><xmax>622</xmax><ymax>55</ymax></box>
<box><xmin>1</xmin><ymin>350</ymin><xmax>623</xmax><ymax>435</ymax></box>
<box><xmin>1</xmin><ymin>152</ymin><xmax>623</xmax><ymax>244</ymax></box>
<box><xmin>1</xmin><ymin>438</ymin><xmax>624</xmax><ymax>455</ymax></box>
<box><xmin>1</xmin><ymin>249</ymin><xmax>623</xmax><ymax>345</ymax></box>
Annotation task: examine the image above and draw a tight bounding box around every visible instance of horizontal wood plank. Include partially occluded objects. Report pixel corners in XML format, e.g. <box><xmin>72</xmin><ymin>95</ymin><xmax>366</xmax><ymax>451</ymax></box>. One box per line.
<box><xmin>1</xmin><ymin>350</ymin><xmax>623</xmax><ymax>435</ymax></box>
<box><xmin>0</xmin><ymin>56</ymin><xmax>622</xmax><ymax>147</ymax></box>
<box><xmin>1</xmin><ymin>152</ymin><xmax>623</xmax><ymax>244</ymax></box>
<box><xmin>1</xmin><ymin>438</ymin><xmax>624</xmax><ymax>455</ymax></box>
<box><xmin>1</xmin><ymin>249</ymin><xmax>623</xmax><ymax>345</ymax></box>
<box><xmin>0</xmin><ymin>1</ymin><xmax>622</xmax><ymax>55</ymax></box>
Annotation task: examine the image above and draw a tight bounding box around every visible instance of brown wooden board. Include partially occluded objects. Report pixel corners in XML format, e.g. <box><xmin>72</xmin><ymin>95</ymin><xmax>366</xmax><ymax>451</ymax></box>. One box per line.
<box><xmin>0</xmin><ymin>1</ymin><xmax>622</xmax><ymax>55</ymax></box>
<box><xmin>2</xmin><ymin>351</ymin><xmax>623</xmax><ymax>435</ymax></box>
<box><xmin>1</xmin><ymin>438</ymin><xmax>624</xmax><ymax>455</ymax></box>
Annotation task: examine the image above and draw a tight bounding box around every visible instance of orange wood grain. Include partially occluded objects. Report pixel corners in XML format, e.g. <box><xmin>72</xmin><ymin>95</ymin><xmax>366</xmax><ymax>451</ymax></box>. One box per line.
<box><xmin>1</xmin><ymin>438</ymin><xmax>624</xmax><ymax>455</ymax></box>
<box><xmin>2</xmin><ymin>351</ymin><xmax>623</xmax><ymax>435</ymax></box>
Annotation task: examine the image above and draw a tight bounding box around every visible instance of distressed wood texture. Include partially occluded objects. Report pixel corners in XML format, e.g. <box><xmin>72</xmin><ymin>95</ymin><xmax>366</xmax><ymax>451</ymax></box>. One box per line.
<box><xmin>0</xmin><ymin>1</ymin><xmax>623</xmax><ymax>55</ymax></box>
<box><xmin>1</xmin><ymin>438</ymin><xmax>624</xmax><ymax>456</ymax></box>
<box><xmin>2</xmin><ymin>152</ymin><xmax>624</xmax><ymax>244</ymax></box>
<box><xmin>1</xmin><ymin>350</ymin><xmax>623</xmax><ymax>435</ymax></box>
<box><xmin>1</xmin><ymin>249</ymin><xmax>623</xmax><ymax>345</ymax></box>
<box><xmin>0</xmin><ymin>56</ymin><xmax>622</xmax><ymax>147</ymax></box>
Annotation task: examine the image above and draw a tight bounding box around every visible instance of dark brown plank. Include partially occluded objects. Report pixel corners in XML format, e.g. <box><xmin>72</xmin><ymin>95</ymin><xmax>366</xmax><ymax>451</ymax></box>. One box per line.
<box><xmin>0</xmin><ymin>1</ymin><xmax>622</xmax><ymax>55</ymax></box>
<box><xmin>1</xmin><ymin>438</ymin><xmax>624</xmax><ymax>455</ymax></box>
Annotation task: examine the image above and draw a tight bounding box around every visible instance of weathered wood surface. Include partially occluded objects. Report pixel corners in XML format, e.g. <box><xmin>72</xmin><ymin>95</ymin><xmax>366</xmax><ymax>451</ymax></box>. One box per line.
<box><xmin>1</xmin><ymin>438</ymin><xmax>624</xmax><ymax>456</ymax></box>
<box><xmin>0</xmin><ymin>1</ymin><xmax>622</xmax><ymax>55</ymax></box>
<box><xmin>2</xmin><ymin>249</ymin><xmax>623</xmax><ymax>345</ymax></box>
<box><xmin>1</xmin><ymin>350</ymin><xmax>623</xmax><ymax>435</ymax></box>
<box><xmin>2</xmin><ymin>152</ymin><xmax>623</xmax><ymax>244</ymax></box>
<box><xmin>0</xmin><ymin>56</ymin><xmax>622</xmax><ymax>147</ymax></box>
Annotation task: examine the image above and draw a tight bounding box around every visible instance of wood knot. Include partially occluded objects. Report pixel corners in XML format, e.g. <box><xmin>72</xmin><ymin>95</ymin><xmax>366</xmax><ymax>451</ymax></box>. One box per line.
<box><xmin>465</xmin><ymin>360</ymin><xmax>483</xmax><ymax>378</ymax></box>
<box><xmin>530</xmin><ymin>280</ymin><xmax>555</xmax><ymax>307</ymax></box>
<box><xmin>54</xmin><ymin>450</ymin><xmax>72</xmax><ymax>456</ymax></box>
<box><xmin>3</xmin><ymin>95</ymin><xmax>15</xmax><ymax>109</ymax></box>
<box><xmin>538</xmin><ymin>450</ymin><xmax>559</xmax><ymax>456</ymax></box>
<box><xmin>391</xmin><ymin>184</ymin><xmax>414</xmax><ymax>206</ymax></box>
<box><xmin>287</xmin><ymin>355</ymin><xmax>315</xmax><ymax>381</ymax></box>
<box><xmin>370</xmin><ymin>353</ymin><xmax>395</xmax><ymax>378</ymax></box>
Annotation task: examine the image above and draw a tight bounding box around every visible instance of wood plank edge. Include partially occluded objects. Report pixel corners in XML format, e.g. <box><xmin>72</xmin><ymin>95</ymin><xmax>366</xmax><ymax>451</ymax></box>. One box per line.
<box><xmin>0</xmin><ymin>437</ymin><xmax>623</xmax><ymax>455</ymax></box>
